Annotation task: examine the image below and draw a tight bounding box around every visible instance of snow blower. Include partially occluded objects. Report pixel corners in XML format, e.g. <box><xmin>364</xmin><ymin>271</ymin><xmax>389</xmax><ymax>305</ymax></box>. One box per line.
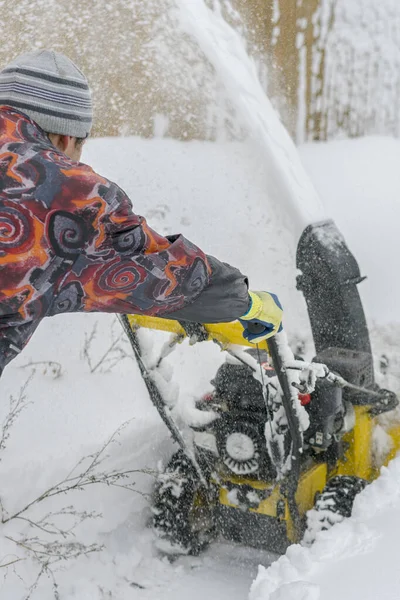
<box><xmin>119</xmin><ymin>221</ymin><xmax>399</xmax><ymax>554</ymax></box>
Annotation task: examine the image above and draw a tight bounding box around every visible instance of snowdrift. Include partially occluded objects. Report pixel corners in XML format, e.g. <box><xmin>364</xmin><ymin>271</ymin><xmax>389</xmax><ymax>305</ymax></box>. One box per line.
<box><xmin>250</xmin><ymin>458</ymin><xmax>400</xmax><ymax>600</ymax></box>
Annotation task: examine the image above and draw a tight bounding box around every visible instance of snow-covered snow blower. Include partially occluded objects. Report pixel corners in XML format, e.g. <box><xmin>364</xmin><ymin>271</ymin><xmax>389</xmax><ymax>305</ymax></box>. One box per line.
<box><xmin>116</xmin><ymin>163</ymin><xmax>400</xmax><ymax>554</ymax></box>
<box><xmin>120</xmin><ymin>262</ymin><xmax>400</xmax><ymax>555</ymax></box>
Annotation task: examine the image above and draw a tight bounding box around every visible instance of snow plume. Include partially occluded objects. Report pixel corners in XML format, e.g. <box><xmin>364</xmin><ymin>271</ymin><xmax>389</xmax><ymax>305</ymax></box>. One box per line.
<box><xmin>0</xmin><ymin>0</ymin><xmax>248</xmax><ymax>141</ymax></box>
<box><xmin>175</xmin><ymin>0</ymin><xmax>325</xmax><ymax>239</ymax></box>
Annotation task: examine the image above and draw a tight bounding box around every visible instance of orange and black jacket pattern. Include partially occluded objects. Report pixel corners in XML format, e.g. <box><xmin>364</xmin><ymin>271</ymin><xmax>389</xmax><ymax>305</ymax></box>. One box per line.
<box><xmin>0</xmin><ymin>107</ymin><xmax>249</xmax><ymax>371</ymax></box>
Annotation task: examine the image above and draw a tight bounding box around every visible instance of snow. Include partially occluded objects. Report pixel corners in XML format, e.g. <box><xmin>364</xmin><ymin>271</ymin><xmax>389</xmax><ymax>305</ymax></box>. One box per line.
<box><xmin>2</xmin><ymin>6</ymin><xmax>400</xmax><ymax>591</ymax></box>
<box><xmin>2</xmin><ymin>0</ymin><xmax>400</xmax><ymax>598</ymax></box>
<box><xmin>2</xmin><ymin>1</ymin><xmax>400</xmax><ymax>598</ymax></box>
<box><xmin>0</xmin><ymin>132</ymin><xmax>399</xmax><ymax>599</ymax></box>
<box><xmin>251</xmin><ymin>459</ymin><xmax>400</xmax><ymax>600</ymax></box>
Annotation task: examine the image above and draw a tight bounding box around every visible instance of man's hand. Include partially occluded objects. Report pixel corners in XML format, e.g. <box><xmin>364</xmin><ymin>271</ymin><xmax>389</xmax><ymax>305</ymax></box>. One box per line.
<box><xmin>239</xmin><ymin>291</ymin><xmax>283</xmax><ymax>343</ymax></box>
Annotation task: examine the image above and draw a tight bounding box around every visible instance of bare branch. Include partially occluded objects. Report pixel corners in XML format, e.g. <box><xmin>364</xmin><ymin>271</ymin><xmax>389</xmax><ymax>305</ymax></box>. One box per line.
<box><xmin>0</xmin><ymin>557</ymin><xmax>25</xmax><ymax>569</ymax></box>
<box><xmin>82</xmin><ymin>319</ymin><xmax>132</xmax><ymax>373</ymax></box>
<box><xmin>2</xmin><ymin>420</ymin><xmax>154</xmax><ymax>525</ymax></box>
<box><xmin>0</xmin><ymin>391</ymin><xmax>153</xmax><ymax>598</ymax></box>
<box><xmin>0</xmin><ymin>373</ymin><xmax>34</xmax><ymax>458</ymax></box>
<box><xmin>19</xmin><ymin>361</ymin><xmax>63</xmax><ymax>379</ymax></box>
<box><xmin>81</xmin><ymin>321</ymin><xmax>98</xmax><ymax>372</ymax></box>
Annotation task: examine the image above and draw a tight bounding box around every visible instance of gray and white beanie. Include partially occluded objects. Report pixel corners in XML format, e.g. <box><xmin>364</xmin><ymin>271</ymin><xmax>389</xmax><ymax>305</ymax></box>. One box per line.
<box><xmin>0</xmin><ymin>50</ymin><xmax>92</xmax><ymax>138</ymax></box>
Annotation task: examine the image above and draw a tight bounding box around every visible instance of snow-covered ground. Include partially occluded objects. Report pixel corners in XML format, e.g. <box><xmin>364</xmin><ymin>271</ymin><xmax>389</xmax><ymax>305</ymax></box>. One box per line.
<box><xmin>250</xmin><ymin>459</ymin><xmax>400</xmax><ymax>600</ymax></box>
<box><xmin>0</xmin><ymin>134</ymin><xmax>399</xmax><ymax>599</ymax></box>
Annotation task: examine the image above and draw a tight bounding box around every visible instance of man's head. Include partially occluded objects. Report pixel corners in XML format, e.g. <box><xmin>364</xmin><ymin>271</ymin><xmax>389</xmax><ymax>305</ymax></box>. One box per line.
<box><xmin>0</xmin><ymin>50</ymin><xmax>92</xmax><ymax>160</ymax></box>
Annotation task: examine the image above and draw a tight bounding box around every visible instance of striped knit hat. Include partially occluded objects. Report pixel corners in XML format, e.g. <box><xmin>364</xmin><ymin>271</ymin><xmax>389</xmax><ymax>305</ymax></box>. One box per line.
<box><xmin>0</xmin><ymin>50</ymin><xmax>92</xmax><ymax>138</ymax></box>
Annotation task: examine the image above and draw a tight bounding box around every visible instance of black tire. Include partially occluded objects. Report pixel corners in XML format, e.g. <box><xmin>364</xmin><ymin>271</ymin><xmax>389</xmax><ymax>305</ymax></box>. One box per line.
<box><xmin>304</xmin><ymin>475</ymin><xmax>367</xmax><ymax>544</ymax></box>
<box><xmin>152</xmin><ymin>449</ymin><xmax>216</xmax><ymax>555</ymax></box>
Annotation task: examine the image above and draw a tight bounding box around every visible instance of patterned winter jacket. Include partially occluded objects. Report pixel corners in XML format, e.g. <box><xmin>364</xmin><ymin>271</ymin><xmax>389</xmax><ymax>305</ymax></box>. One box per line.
<box><xmin>0</xmin><ymin>107</ymin><xmax>249</xmax><ymax>371</ymax></box>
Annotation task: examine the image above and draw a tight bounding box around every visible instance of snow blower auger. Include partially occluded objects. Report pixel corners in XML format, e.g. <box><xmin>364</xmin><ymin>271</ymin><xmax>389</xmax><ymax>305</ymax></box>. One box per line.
<box><xmin>119</xmin><ymin>312</ymin><xmax>400</xmax><ymax>556</ymax></box>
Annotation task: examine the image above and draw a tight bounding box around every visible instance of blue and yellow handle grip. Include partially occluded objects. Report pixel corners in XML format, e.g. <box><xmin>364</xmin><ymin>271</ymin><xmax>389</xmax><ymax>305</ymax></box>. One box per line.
<box><xmin>126</xmin><ymin>314</ymin><xmax>269</xmax><ymax>351</ymax></box>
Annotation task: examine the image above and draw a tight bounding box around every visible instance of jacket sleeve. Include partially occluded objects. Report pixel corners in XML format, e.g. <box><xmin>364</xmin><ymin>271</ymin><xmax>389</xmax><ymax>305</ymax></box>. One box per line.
<box><xmin>58</xmin><ymin>179</ymin><xmax>249</xmax><ymax>323</ymax></box>
<box><xmin>0</xmin><ymin>319</ymin><xmax>41</xmax><ymax>375</ymax></box>
<box><xmin>165</xmin><ymin>255</ymin><xmax>250</xmax><ymax>323</ymax></box>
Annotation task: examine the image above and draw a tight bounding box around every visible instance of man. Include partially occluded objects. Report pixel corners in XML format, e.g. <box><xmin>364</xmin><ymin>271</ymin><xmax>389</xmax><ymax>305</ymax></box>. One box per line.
<box><xmin>0</xmin><ymin>50</ymin><xmax>283</xmax><ymax>374</ymax></box>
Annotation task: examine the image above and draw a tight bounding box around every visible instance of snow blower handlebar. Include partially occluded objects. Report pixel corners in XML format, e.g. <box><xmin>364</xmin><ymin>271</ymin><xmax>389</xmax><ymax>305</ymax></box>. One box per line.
<box><xmin>267</xmin><ymin>335</ymin><xmax>303</xmax><ymax>538</ymax></box>
<box><xmin>126</xmin><ymin>314</ymin><xmax>392</xmax><ymax>411</ymax></box>
<box><xmin>118</xmin><ymin>315</ymin><xmax>209</xmax><ymax>487</ymax></box>
<box><xmin>126</xmin><ymin>314</ymin><xmax>270</xmax><ymax>350</ymax></box>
